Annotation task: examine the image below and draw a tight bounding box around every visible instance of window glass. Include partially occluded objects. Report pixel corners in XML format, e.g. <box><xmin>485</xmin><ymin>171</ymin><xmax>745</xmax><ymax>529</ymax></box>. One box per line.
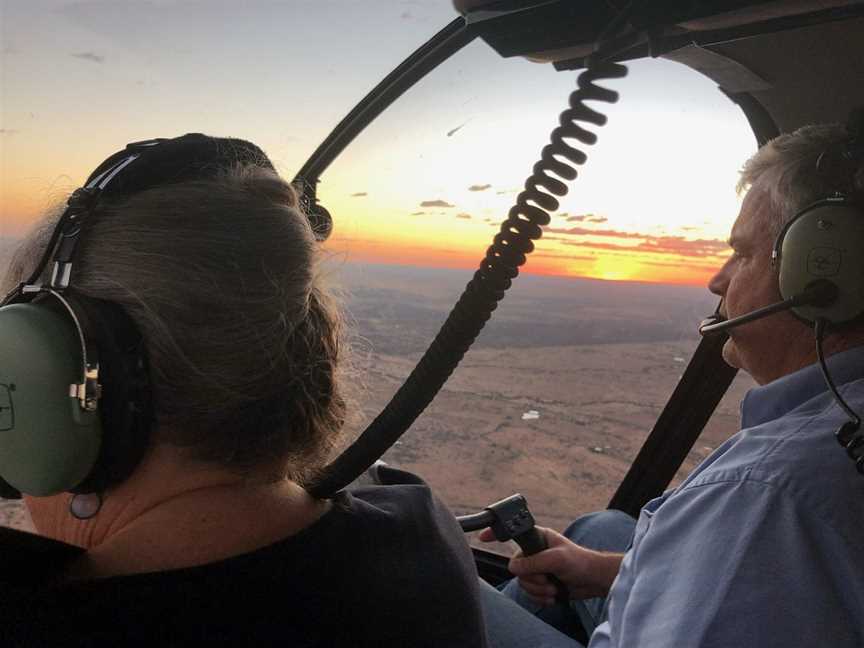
<box><xmin>319</xmin><ymin>44</ymin><xmax>757</xmax><ymax>549</ymax></box>
<box><xmin>1</xmin><ymin>2</ymin><xmax>757</xmax><ymax>546</ymax></box>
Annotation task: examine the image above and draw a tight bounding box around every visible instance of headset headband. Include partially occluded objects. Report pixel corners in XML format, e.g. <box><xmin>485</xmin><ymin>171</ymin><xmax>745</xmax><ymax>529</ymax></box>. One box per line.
<box><xmin>2</xmin><ymin>133</ymin><xmax>329</xmax><ymax>309</ymax></box>
<box><xmin>814</xmin><ymin>108</ymin><xmax>864</xmax><ymax>195</ymax></box>
<box><xmin>84</xmin><ymin>134</ymin><xmax>276</xmax><ymax>198</ymax></box>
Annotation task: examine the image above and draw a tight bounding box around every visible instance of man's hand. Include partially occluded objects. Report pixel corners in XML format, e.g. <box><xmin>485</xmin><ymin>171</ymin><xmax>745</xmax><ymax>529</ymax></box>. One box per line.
<box><xmin>479</xmin><ymin>526</ymin><xmax>623</xmax><ymax>606</ymax></box>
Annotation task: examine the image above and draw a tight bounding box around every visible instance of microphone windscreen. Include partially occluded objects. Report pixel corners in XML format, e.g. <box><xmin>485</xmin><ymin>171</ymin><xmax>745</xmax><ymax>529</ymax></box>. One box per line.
<box><xmin>698</xmin><ymin>314</ymin><xmax>725</xmax><ymax>334</ymax></box>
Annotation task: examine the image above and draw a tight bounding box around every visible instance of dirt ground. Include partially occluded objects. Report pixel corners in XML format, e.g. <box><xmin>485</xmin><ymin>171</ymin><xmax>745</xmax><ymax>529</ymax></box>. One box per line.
<box><xmin>0</xmin><ymin>340</ymin><xmax>752</xmax><ymax>547</ymax></box>
<box><xmin>342</xmin><ymin>341</ymin><xmax>752</xmax><ymax>552</ymax></box>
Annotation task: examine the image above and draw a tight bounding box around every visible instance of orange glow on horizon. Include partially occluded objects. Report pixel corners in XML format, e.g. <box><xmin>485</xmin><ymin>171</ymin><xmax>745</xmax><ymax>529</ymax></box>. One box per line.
<box><xmin>326</xmin><ymin>234</ymin><xmax>723</xmax><ymax>287</ymax></box>
<box><xmin>320</xmin><ymin>184</ymin><xmax>734</xmax><ymax>288</ymax></box>
<box><xmin>2</xmin><ymin>189</ymin><xmax>726</xmax><ymax>288</ymax></box>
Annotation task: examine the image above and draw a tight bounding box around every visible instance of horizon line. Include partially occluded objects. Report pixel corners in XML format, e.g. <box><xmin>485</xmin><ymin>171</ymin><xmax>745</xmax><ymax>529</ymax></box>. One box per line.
<box><xmin>326</xmin><ymin>258</ymin><xmax>711</xmax><ymax>289</ymax></box>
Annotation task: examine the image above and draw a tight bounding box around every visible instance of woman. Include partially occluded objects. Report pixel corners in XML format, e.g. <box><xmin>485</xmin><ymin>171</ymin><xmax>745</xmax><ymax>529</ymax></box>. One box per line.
<box><xmin>0</xmin><ymin>134</ymin><xmax>487</xmax><ymax>646</ymax></box>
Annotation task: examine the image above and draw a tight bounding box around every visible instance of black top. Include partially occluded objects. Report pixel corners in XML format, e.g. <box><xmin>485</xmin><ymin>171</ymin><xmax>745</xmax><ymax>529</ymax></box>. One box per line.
<box><xmin>1</xmin><ymin>468</ymin><xmax>488</xmax><ymax>647</ymax></box>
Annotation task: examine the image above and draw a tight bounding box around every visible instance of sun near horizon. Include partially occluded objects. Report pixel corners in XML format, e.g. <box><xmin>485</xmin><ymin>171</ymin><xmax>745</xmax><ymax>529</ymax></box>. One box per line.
<box><xmin>323</xmin><ymin>223</ymin><xmax>728</xmax><ymax>288</ymax></box>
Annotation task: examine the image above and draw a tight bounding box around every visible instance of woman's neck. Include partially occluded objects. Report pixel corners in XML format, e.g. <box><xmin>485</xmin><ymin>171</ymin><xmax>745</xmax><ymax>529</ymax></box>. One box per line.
<box><xmin>65</xmin><ymin>481</ymin><xmax>329</xmax><ymax>582</ymax></box>
<box><xmin>24</xmin><ymin>444</ymin><xmax>329</xmax><ymax>581</ymax></box>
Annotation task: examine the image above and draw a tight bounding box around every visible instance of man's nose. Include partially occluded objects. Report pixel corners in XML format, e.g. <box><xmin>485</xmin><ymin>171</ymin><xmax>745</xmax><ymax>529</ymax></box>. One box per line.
<box><xmin>707</xmin><ymin>263</ymin><xmax>729</xmax><ymax>297</ymax></box>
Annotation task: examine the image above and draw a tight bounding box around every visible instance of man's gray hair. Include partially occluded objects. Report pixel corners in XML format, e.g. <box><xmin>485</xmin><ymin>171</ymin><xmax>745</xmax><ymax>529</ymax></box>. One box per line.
<box><xmin>739</xmin><ymin>123</ymin><xmax>864</xmax><ymax>237</ymax></box>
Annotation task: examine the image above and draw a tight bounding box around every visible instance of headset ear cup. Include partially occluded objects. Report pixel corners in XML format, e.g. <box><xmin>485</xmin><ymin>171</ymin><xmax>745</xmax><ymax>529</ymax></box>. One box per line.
<box><xmin>0</xmin><ymin>297</ymin><xmax>152</xmax><ymax>497</ymax></box>
<box><xmin>0</xmin><ymin>303</ymin><xmax>102</xmax><ymax>496</ymax></box>
<box><xmin>0</xmin><ymin>476</ymin><xmax>22</xmax><ymax>499</ymax></box>
<box><xmin>777</xmin><ymin>201</ymin><xmax>864</xmax><ymax>325</ymax></box>
<box><xmin>66</xmin><ymin>296</ymin><xmax>153</xmax><ymax>494</ymax></box>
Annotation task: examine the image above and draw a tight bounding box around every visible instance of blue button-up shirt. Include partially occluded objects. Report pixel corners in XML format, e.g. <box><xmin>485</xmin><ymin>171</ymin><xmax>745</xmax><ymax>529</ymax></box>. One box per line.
<box><xmin>590</xmin><ymin>346</ymin><xmax>864</xmax><ymax>648</ymax></box>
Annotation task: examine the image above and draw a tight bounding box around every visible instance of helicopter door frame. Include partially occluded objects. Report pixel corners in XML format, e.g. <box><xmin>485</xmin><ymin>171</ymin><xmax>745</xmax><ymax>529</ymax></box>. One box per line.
<box><xmin>295</xmin><ymin>17</ymin><xmax>475</xmax><ymax>187</ymax></box>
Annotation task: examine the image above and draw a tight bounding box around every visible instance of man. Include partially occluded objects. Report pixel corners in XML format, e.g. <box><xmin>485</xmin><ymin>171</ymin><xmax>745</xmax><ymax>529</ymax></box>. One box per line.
<box><xmin>481</xmin><ymin>123</ymin><xmax>864</xmax><ymax>647</ymax></box>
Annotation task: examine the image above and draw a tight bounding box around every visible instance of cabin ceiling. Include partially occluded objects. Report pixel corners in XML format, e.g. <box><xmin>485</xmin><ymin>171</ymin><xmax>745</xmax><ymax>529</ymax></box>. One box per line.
<box><xmin>664</xmin><ymin>16</ymin><xmax>864</xmax><ymax>133</ymax></box>
<box><xmin>455</xmin><ymin>0</ymin><xmax>864</xmax><ymax>134</ymax></box>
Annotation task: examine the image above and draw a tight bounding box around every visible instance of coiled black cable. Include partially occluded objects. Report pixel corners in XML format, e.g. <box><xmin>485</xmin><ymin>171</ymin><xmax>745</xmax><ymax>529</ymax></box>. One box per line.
<box><xmin>815</xmin><ymin>318</ymin><xmax>864</xmax><ymax>474</ymax></box>
<box><xmin>309</xmin><ymin>61</ymin><xmax>629</xmax><ymax>498</ymax></box>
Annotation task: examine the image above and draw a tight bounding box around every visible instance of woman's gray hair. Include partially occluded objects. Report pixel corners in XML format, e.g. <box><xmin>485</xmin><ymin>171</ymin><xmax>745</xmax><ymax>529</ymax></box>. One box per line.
<box><xmin>2</xmin><ymin>164</ymin><xmax>346</xmax><ymax>482</ymax></box>
<box><xmin>739</xmin><ymin>123</ymin><xmax>864</xmax><ymax>238</ymax></box>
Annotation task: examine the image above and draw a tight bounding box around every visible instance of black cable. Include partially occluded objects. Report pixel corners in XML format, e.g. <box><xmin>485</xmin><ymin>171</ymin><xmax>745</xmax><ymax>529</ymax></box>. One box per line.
<box><xmin>815</xmin><ymin>319</ymin><xmax>864</xmax><ymax>475</ymax></box>
<box><xmin>308</xmin><ymin>61</ymin><xmax>628</xmax><ymax>498</ymax></box>
<box><xmin>1</xmin><ymin>214</ymin><xmax>65</xmax><ymax>303</ymax></box>
<box><xmin>1</xmin><ymin>188</ymin><xmax>96</xmax><ymax>305</ymax></box>
<box><xmin>814</xmin><ymin>318</ymin><xmax>861</xmax><ymax>427</ymax></box>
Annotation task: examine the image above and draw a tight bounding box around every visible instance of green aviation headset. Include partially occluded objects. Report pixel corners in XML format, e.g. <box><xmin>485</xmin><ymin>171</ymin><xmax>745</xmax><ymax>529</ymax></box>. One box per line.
<box><xmin>0</xmin><ymin>134</ymin><xmax>331</xmax><ymax>502</ymax></box>
<box><xmin>774</xmin><ymin>144</ymin><xmax>864</xmax><ymax>326</ymax></box>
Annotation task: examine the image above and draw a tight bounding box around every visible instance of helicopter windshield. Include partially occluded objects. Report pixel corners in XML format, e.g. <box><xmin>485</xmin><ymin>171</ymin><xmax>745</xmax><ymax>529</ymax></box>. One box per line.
<box><xmin>316</xmin><ymin>40</ymin><xmax>758</xmax><ymax>547</ymax></box>
<box><xmin>1</xmin><ymin>1</ymin><xmax>757</xmax><ymax>543</ymax></box>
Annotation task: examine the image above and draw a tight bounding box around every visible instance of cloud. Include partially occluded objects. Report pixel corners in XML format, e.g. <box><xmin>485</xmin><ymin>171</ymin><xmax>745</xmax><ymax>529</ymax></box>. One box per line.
<box><xmin>532</xmin><ymin>251</ymin><xmax>596</xmax><ymax>262</ymax></box>
<box><xmin>564</xmin><ymin>213</ymin><xmax>607</xmax><ymax>223</ymax></box>
<box><xmin>543</xmin><ymin>225</ymin><xmax>729</xmax><ymax>258</ymax></box>
<box><xmin>562</xmin><ymin>241</ymin><xmax>634</xmax><ymax>251</ymax></box>
<box><xmin>561</xmin><ymin>234</ymin><xmax>728</xmax><ymax>258</ymax></box>
<box><xmin>636</xmin><ymin>236</ymin><xmax>728</xmax><ymax>257</ymax></box>
<box><xmin>546</xmin><ymin>226</ymin><xmax>644</xmax><ymax>239</ymax></box>
<box><xmin>401</xmin><ymin>11</ymin><xmax>412</xmax><ymax>19</ymax></box>
<box><xmin>411</xmin><ymin>211</ymin><xmax>425</xmax><ymax>216</ymax></box>
<box><xmin>420</xmin><ymin>200</ymin><xmax>454</xmax><ymax>208</ymax></box>
<box><xmin>70</xmin><ymin>52</ymin><xmax>104</xmax><ymax>63</ymax></box>
<box><xmin>641</xmin><ymin>258</ymin><xmax>718</xmax><ymax>269</ymax></box>
<box><xmin>496</xmin><ymin>189</ymin><xmax>517</xmax><ymax>195</ymax></box>
<box><xmin>350</xmin><ymin>192</ymin><xmax>368</xmax><ymax>197</ymax></box>
<box><xmin>468</xmin><ymin>184</ymin><xmax>491</xmax><ymax>192</ymax></box>
<box><xmin>456</xmin><ymin>213</ymin><xmax>472</xmax><ymax>219</ymax></box>
<box><xmin>0</xmin><ymin>129</ymin><xmax>19</xmax><ymax>136</ymax></box>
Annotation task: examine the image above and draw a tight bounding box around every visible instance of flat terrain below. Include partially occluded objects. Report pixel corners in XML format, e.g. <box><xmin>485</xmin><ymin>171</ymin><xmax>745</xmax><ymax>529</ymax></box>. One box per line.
<box><xmin>341</xmin><ymin>340</ymin><xmax>751</xmax><ymax>553</ymax></box>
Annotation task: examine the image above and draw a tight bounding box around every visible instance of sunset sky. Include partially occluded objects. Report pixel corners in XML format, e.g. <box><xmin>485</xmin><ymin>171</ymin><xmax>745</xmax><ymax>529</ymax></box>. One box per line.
<box><xmin>1</xmin><ymin>0</ymin><xmax>757</xmax><ymax>285</ymax></box>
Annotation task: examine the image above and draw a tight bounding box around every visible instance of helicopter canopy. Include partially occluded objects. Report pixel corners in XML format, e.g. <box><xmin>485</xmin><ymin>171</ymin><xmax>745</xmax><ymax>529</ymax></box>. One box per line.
<box><xmin>454</xmin><ymin>0</ymin><xmax>864</xmax><ymax>135</ymax></box>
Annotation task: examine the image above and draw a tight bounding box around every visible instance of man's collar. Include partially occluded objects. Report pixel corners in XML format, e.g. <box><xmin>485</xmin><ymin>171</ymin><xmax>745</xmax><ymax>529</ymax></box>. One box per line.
<box><xmin>741</xmin><ymin>345</ymin><xmax>864</xmax><ymax>429</ymax></box>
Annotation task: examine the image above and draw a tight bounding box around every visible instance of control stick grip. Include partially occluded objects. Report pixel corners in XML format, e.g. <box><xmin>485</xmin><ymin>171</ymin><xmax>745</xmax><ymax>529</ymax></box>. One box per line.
<box><xmin>513</xmin><ymin>528</ymin><xmax>570</xmax><ymax>605</ymax></box>
<box><xmin>513</xmin><ymin>526</ymin><xmax>548</xmax><ymax>556</ymax></box>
